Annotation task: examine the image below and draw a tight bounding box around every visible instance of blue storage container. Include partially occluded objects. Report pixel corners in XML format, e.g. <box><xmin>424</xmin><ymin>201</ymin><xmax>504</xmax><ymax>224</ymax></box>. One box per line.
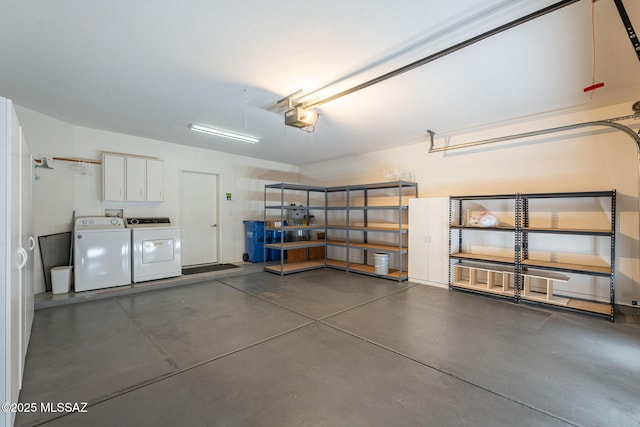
<box><xmin>266</xmin><ymin>229</ymin><xmax>282</xmax><ymax>261</ymax></box>
<box><xmin>243</xmin><ymin>221</ymin><xmax>265</xmax><ymax>263</ymax></box>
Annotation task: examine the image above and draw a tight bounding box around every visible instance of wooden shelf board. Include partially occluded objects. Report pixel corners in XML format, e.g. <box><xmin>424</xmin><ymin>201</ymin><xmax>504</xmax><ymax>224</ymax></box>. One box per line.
<box><xmin>265</xmin><ymin>182</ymin><xmax>326</xmax><ymax>192</ymax></box>
<box><xmin>521</xmin><ymin>190</ymin><xmax>615</xmax><ymax>199</ymax></box>
<box><xmin>325</xmin><ymin>259</ymin><xmax>347</xmax><ymax>269</ymax></box>
<box><xmin>454</xmin><ymin>263</ymin><xmax>570</xmax><ymax>283</ymax></box>
<box><xmin>521</xmin><ymin>293</ymin><xmax>571</xmax><ymax>305</ymax></box>
<box><xmin>326</xmin><ymin>181</ymin><xmax>417</xmax><ymax>191</ymax></box>
<box><xmin>450</xmin><ymin>253</ymin><xmax>515</xmax><ymax>265</ymax></box>
<box><xmin>265</xmin><ymin>241</ymin><xmax>325</xmax><ymax>250</ymax></box>
<box><xmin>264</xmin><ymin>261</ymin><xmax>325</xmax><ymax>274</ymax></box>
<box><xmin>522</xmin><ymin>227</ymin><xmax>612</xmax><ymax>236</ymax></box>
<box><xmin>326</xmin><ymin>224</ymin><xmax>348</xmax><ymax>229</ymax></box>
<box><xmin>521</xmin><ymin>260</ymin><xmax>610</xmax><ymax>275</ymax></box>
<box><xmin>451</xmin><ymin>281</ymin><xmax>515</xmax><ymax>297</ymax></box>
<box><xmin>566</xmin><ymin>299</ymin><xmax>612</xmax><ymax>315</ymax></box>
<box><xmin>349</xmin><ymin>225</ymin><xmax>408</xmax><ymax>232</ymax></box>
<box><xmin>325</xmin><ymin>240</ymin><xmax>406</xmax><ymax>253</ymax></box>
<box><xmin>455</xmin><ymin>262</ymin><xmax>515</xmax><ymax>273</ymax></box>
<box><xmin>521</xmin><ymin>294</ymin><xmax>611</xmax><ymax>315</ymax></box>
<box><xmin>266</xmin><ymin>225</ymin><xmax>326</xmax><ymax>231</ymax></box>
<box><xmin>450</xmin><ymin>225</ymin><xmax>516</xmax><ymax>232</ymax></box>
<box><xmin>325</xmin><ymin>259</ymin><xmax>406</xmax><ymax>279</ymax></box>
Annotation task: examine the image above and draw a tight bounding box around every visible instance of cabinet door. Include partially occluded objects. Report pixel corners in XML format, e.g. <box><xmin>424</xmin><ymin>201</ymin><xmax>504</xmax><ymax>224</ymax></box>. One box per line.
<box><xmin>408</xmin><ymin>197</ymin><xmax>449</xmax><ymax>286</ymax></box>
<box><xmin>20</xmin><ymin>125</ymin><xmax>34</xmax><ymax>376</ymax></box>
<box><xmin>102</xmin><ymin>154</ymin><xmax>125</xmax><ymax>201</ymax></box>
<box><xmin>426</xmin><ymin>197</ymin><xmax>450</xmax><ymax>285</ymax></box>
<box><xmin>9</xmin><ymin>100</ymin><xmax>22</xmax><ymax>415</ymax></box>
<box><xmin>125</xmin><ymin>156</ymin><xmax>146</xmax><ymax>201</ymax></box>
<box><xmin>408</xmin><ymin>198</ymin><xmax>430</xmax><ymax>282</ymax></box>
<box><xmin>145</xmin><ymin>159</ymin><xmax>164</xmax><ymax>202</ymax></box>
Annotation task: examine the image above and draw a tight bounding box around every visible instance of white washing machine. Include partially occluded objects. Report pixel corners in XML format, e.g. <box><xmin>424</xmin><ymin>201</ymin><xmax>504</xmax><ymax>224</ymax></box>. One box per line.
<box><xmin>126</xmin><ymin>217</ymin><xmax>182</xmax><ymax>283</ymax></box>
<box><xmin>74</xmin><ymin>216</ymin><xmax>131</xmax><ymax>292</ymax></box>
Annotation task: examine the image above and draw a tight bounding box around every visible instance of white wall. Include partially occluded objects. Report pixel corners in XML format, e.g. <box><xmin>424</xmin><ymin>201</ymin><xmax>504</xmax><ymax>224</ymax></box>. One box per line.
<box><xmin>15</xmin><ymin>106</ymin><xmax>299</xmax><ymax>294</ymax></box>
<box><xmin>15</xmin><ymin>100</ymin><xmax>640</xmax><ymax>305</ymax></box>
<box><xmin>300</xmin><ymin>101</ymin><xmax>640</xmax><ymax>307</ymax></box>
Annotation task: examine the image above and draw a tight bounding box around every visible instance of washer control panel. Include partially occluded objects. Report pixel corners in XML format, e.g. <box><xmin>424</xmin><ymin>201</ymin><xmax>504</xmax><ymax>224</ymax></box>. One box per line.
<box><xmin>74</xmin><ymin>216</ymin><xmax>126</xmax><ymax>229</ymax></box>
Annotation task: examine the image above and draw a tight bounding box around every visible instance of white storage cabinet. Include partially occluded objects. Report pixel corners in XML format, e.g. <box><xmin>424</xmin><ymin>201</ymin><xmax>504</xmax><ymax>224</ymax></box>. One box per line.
<box><xmin>408</xmin><ymin>197</ymin><xmax>450</xmax><ymax>287</ymax></box>
<box><xmin>102</xmin><ymin>153</ymin><xmax>163</xmax><ymax>202</ymax></box>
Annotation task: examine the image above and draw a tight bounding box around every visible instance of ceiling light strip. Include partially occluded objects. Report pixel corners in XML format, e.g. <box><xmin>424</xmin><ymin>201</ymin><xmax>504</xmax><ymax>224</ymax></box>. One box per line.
<box><xmin>189</xmin><ymin>124</ymin><xmax>259</xmax><ymax>144</ymax></box>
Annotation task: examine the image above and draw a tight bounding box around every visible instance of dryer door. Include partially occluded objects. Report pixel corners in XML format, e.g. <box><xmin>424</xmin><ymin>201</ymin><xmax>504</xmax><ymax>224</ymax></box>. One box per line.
<box><xmin>142</xmin><ymin>238</ymin><xmax>175</xmax><ymax>263</ymax></box>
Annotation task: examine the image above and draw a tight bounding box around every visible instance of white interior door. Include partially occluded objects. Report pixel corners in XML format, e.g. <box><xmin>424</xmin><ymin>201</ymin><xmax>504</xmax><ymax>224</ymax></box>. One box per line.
<box><xmin>180</xmin><ymin>170</ymin><xmax>219</xmax><ymax>266</ymax></box>
<box><xmin>20</xmin><ymin>121</ymin><xmax>35</xmax><ymax>385</ymax></box>
<box><xmin>10</xmin><ymin>100</ymin><xmax>23</xmax><ymax>409</ymax></box>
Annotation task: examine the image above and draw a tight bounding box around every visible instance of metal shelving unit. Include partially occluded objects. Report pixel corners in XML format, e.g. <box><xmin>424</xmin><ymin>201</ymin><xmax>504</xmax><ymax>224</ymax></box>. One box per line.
<box><xmin>263</xmin><ymin>181</ymin><xmax>417</xmax><ymax>280</ymax></box>
<box><xmin>519</xmin><ymin>190</ymin><xmax>616</xmax><ymax>321</ymax></box>
<box><xmin>449</xmin><ymin>190</ymin><xmax>616</xmax><ymax>321</ymax></box>
<box><xmin>263</xmin><ymin>183</ymin><xmax>327</xmax><ymax>275</ymax></box>
<box><xmin>325</xmin><ymin>181</ymin><xmax>417</xmax><ymax>282</ymax></box>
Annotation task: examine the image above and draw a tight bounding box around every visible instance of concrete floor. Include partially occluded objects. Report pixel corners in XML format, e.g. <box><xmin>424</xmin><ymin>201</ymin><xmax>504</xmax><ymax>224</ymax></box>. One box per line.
<box><xmin>16</xmin><ymin>269</ymin><xmax>640</xmax><ymax>427</ymax></box>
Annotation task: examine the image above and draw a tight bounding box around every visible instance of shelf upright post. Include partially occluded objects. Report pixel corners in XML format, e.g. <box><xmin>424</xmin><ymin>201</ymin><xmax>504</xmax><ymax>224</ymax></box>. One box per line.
<box><xmin>514</xmin><ymin>193</ymin><xmax>522</xmax><ymax>303</ymax></box>
<box><xmin>346</xmin><ymin>186</ymin><xmax>351</xmax><ymax>272</ymax></box>
<box><xmin>457</xmin><ymin>199</ymin><xmax>463</xmax><ymax>252</ymax></box>
<box><xmin>610</xmin><ymin>189</ymin><xmax>617</xmax><ymax>322</ymax></box>
<box><xmin>398</xmin><ymin>182</ymin><xmax>405</xmax><ymax>281</ymax></box>
<box><xmin>324</xmin><ymin>189</ymin><xmax>328</xmax><ymax>265</ymax></box>
<box><xmin>448</xmin><ymin>196</ymin><xmax>453</xmax><ymax>290</ymax></box>
<box><xmin>279</xmin><ymin>183</ymin><xmax>285</xmax><ymax>275</ymax></box>
<box><xmin>363</xmin><ymin>187</ymin><xmax>369</xmax><ymax>268</ymax></box>
<box><xmin>263</xmin><ymin>184</ymin><xmax>267</xmax><ymax>271</ymax></box>
<box><xmin>522</xmin><ymin>195</ymin><xmax>529</xmax><ymax>261</ymax></box>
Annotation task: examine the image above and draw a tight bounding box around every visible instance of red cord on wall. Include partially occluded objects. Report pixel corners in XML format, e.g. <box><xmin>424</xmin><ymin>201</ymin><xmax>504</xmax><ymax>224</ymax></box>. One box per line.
<box><xmin>583</xmin><ymin>82</ymin><xmax>605</xmax><ymax>93</ymax></box>
<box><xmin>584</xmin><ymin>1</ymin><xmax>604</xmax><ymax>96</ymax></box>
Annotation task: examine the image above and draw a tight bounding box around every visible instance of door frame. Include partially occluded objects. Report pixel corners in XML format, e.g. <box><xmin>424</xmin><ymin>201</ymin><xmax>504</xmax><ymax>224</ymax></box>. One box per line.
<box><xmin>178</xmin><ymin>168</ymin><xmax>222</xmax><ymax>266</ymax></box>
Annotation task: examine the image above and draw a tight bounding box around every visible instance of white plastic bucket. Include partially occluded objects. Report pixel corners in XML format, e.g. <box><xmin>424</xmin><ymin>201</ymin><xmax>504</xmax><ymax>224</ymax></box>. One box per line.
<box><xmin>51</xmin><ymin>266</ymin><xmax>72</xmax><ymax>294</ymax></box>
<box><xmin>374</xmin><ymin>253</ymin><xmax>390</xmax><ymax>275</ymax></box>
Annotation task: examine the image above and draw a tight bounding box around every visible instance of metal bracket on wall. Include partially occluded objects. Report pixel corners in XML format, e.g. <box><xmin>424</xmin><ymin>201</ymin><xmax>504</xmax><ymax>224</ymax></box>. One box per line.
<box><xmin>613</xmin><ymin>0</ymin><xmax>640</xmax><ymax>62</ymax></box>
<box><xmin>427</xmin><ymin>113</ymin><xmax>640</xmax><ymax>153</ymax></box>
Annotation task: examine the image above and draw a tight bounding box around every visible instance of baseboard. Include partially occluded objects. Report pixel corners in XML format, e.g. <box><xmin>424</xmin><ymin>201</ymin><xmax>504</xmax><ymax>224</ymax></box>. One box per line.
<box><xmin>409</xmin><ymin>277</ymin><xmax>449</xmax><ymax>289</ymax></box>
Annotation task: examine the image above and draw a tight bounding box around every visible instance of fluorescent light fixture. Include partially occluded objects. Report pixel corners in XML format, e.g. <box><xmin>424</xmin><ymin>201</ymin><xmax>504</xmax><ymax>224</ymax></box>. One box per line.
<box><xmin>189</xmin><ymin>124</ymin><xmax>259</xmax><ymax>144</ymax></box>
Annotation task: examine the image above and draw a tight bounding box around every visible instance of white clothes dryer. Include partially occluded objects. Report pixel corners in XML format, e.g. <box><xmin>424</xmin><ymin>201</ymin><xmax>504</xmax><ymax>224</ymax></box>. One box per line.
<box><xmin>73</xmin><ymin>217</ymin><xmax>131</xmax><ymax>292</ymax></box>
<box><xmin>126</xmin><ymin>217</ymin><xmax>182</xmax><ymax>283</ymax></box>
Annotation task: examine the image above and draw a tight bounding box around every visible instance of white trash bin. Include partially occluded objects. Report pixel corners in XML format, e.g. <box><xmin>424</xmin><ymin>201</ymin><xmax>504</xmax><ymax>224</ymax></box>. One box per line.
<box><xmin>373</xmin><ymin>253</ymin><xmax>390</xmax><ymax>275</ymax></box>
<box><xmin>51</xmin><ymin>266</ymin><xmax>72</xmax><ymax>294</ymax></box>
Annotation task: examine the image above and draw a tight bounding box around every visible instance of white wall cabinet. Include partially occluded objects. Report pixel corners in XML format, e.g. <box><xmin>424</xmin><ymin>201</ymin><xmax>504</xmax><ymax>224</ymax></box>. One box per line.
<box><xmin>102</xmin><ymin>153</ymin><xmax>163</xmax><ymax>203</ymax></box>
<box><xmin>408</xmin><ymin>197</ymin><xmax>450</xmax><ymax>287</ymax></box>
<box><xmin>102</xmin><ymin>153</ymin><xmax>125</xmax><ymax>201</ymax></box>
<box><xmin>1</xmin><ymin>97</ymin><xmax>35</xmax><ymax>427</ymax></box>
<box><xmin>125</xmin><ymin>156</ymin><xmax>146</xmax><ymax>201</ymax></box>
<box><xmin>145</xmin><ymin>158</ymin><xmax>164</xmax><ymax>202</ymax></box>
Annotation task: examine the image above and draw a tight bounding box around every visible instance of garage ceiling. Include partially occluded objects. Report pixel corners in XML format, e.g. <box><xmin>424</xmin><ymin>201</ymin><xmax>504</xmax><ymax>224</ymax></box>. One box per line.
<box><xmin>0</xmin><ymin>0</ymin><xmax>638</xmax><ymax>165</ymax></box>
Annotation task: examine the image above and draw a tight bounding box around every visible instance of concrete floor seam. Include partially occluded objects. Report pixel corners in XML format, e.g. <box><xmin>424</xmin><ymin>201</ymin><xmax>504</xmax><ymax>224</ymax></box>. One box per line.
<box><xmin>216</xmin><ymin>278</ymin><xmax>319</xmax><ymax>321</ymax></box>
<box><xmin>33</xmin><ymin>321</ymin><xmax>316</xmax><ymax>427</ymax></box>
<box><xmin>217</xmin><ymin>276</ymin><xmax>417</xmax><ymax>322</ymax></box>
<box><xmin>114</xmin><ymin>298</ymin><xmax>181</xmax><ymax>371</ymax></box>
<box><xmin>316</xmin><ymin>283</ymin><xmax>418</xmax><ymax>321</ymax></box>
<box><xmin>318</xmin><ymin>320</ymin><xmax>579</xmax><ymax>427</ymax></box>
<box><xmin>210</xmin><ymin>278</ymin><xmax>577</xmax><ymax>425</ymax></box>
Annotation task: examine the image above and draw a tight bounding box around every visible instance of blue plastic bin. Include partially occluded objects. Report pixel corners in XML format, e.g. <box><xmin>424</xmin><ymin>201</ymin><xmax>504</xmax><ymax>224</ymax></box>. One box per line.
<box><xmin>243</xmin><ymin>221</ymin><xmax>265</xmax><ymax>263</ymax></box>
<box><xmin>266</xmin><ymin>229</ymin><xmax>282</xmax><ymax>261</ymax></box>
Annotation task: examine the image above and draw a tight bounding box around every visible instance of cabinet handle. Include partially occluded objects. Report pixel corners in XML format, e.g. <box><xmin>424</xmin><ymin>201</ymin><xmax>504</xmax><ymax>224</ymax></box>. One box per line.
<box><xmin>28</xmin><ymin>236</ymin><xmax>36</xmax><ymax>251</ymax></box>
<box><xmin>17</xmin><ymin>247</ymin><xmax>28</xmax><ymax>269</ymax></box>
